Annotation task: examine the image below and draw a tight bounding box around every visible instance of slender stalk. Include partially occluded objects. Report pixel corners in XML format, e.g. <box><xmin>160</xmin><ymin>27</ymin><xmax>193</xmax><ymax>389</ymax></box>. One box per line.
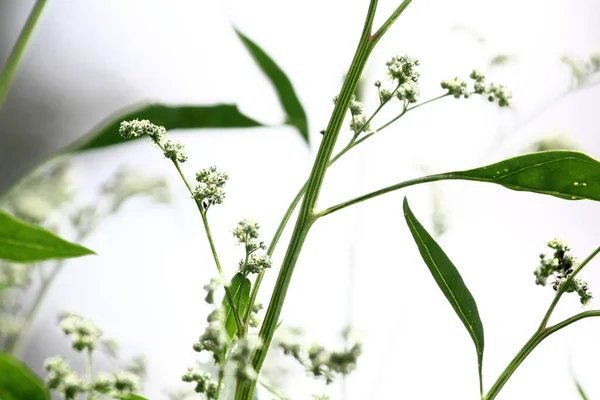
<box><xmin>86</xmin><ymin>350</ymin><xmax>95</xmax><ymax>400</ymax></box>
<box><xmin>161</xmin><ymin>146</ymin><xmax>243</xmax><ymax>334</ymax></box>
<box><xmin>258</xmin><ymin>380</ymin><xmax>288</xmax><ymax>399</ymax></box>
<box><xmin>485</xmin><ymin>310</ymin><xmax>600</xmax><ymax>400</ymax></box>
<box><xmin>0</xmin><ymin>0</ymin><xmax>47</xmax><ymax>106</ymax></box>
<box><xmin>485</xmin><ymin>245</ymin><xmax>600</xmax><ymax>399</ymax></box>
<box><xmin>6</xmin><ymin>260</ymin><xmax>64</xmax><ymax>354</ymax></box>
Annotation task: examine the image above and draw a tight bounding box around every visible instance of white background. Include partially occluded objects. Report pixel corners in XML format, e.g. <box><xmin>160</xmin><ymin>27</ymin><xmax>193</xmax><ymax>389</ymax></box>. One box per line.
<box><xmin>2</xmin><ymin>0</ymin><xmax>600</xmax><ymax>399</ymax></box>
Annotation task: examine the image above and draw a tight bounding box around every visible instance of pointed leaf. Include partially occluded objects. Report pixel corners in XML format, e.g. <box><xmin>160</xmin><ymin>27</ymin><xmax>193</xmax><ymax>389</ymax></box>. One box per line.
<box><xmin>403</xmin><ymin>198</ymin><xmax>484</xmax><ymax>391</ymax></box>
<box><xmin>0</xmin><ymin>210</ymin><xmax>95</xmax><ymax>262</ymax></box>
<box><xmin>235</xmin><ymin>28</ymin><xmax>309</xmax><ymax>144</ymax></box>
<box><xmin>69</xmin><ymin>103</ymin><xmax>264</xmax><ymax>152</ymax></box>
<box><xmin>0</xmin><ymin>352</ymin><xmax>50</xmax><ymax>400</ymax></box>
<box><xmin>222</xmin><ymin>273</ymin><xmax>251</xmax><ymax>339</ymax></box>
<box><xmin>440</xmin><ymin>151</ymin><xmax>600</xmax><ymax>201</ymax></box>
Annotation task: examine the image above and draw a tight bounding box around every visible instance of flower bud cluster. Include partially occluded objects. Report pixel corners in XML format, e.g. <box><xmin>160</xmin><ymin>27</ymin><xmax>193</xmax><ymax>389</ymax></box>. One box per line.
<box><xmin>93</xmin><ymin>371</ymin><xmax>141</xmax><ymax>399</ymax></box>
<box><xmin>193</xmin><ymin>307</ymin><xmax>230</xmax><ymax>364</ymax></box>
<box><xmin>385</xmin><ymin>55</ymin><xmax>420</xmax><ymax>104</ymax></box>
<box><xmin>59</xmin><ymin>313</ymin><xmax>103</xmax><ymax>352</ymax></box>
<box><xmin>203</xmin><ymin>277</ymin><xmax>222</xmax><ymax>304</ymax></box>
<box><xmin>119</xmin><ymin>119</ymin><xmax>187</xmax><ymax>163</ymax></box>
<box><xmin>534</xmin><ymin>238</ymin><xmax>593</xmax><ymax>306</ymax></box>
<box><xmin>332</xmin><ymin>95</ymin><xmax>371</xmax><ymax>135</ymax></box>
<box><xmin>234</xmin><ymin>219</ymin><xmax>272</xmax><ymax>275</ymax></box>
<box><xmin>276</xmin><ymin>327</ymin><xmax>362</xmax><ymax>385</ymax></box>
<box><xmin>193</xmin><ymin>166</ymin><xmax>229</xmax><ymax>208</ymax></box>
<box><xmin>182</xmin><ymin>368</ymin><xmax>220</xmax><ymax>399</ymax></box>
<box><xmin>230</xmin><ymin>336</ymin><xmax>263</xmax><ymax>381</ymax></box>
<box><xmin>441</xmin><ymin>69</ymin><xmax>512</xmax><ymax>107</ymax></box>
<box><xmin>0</xmin><ymin>262</ymin><xmax>31</xmax><ymax>288</ymax></box>
<box><xmin>45</xmin><ymin>356</ymin><xmax>87</xmax><ymax>400</ymax></box>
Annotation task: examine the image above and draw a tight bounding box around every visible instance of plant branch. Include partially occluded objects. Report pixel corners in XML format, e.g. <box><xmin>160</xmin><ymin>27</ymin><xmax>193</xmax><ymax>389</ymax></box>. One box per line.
<box><xmin>235</xmin><ymin>1</ymin><xmax>387</xmax><ymax>398</ymax></box>
<box><xmin>161</xmin><ymin>147</ymin><xmax>243</xmax><ymax>334</ymax></box>
<box><xmin>0</xmin><ymin>0</ymin><xmax>47</xmax><ymax>106</ymax></box>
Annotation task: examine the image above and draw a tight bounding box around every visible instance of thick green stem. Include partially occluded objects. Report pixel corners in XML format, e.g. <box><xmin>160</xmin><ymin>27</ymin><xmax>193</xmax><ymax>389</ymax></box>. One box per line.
<box><xmin>235</xmin><ymin>2</ymin><xmax>407</xmax><ymax>399</ymax></box>
<box><xmin>0</xmin><ymin>0</ymin><xmax>47</xmax><ymax>106</ymax></box>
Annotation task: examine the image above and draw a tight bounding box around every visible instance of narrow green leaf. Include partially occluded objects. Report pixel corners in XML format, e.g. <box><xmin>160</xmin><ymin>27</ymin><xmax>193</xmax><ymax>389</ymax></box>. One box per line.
<box><xmin>442</xmin><ymin>151</ymin><xmax>600</xmax><ymax>201</ymax></box>
<box><xmin>0</xmin><ymin>352</ymin><xmax>50</xmax><ymax>400</ymax></box>
<box><xmin>69</xmin><ymin>103</ymin><xmax>264</xmax><ymax>152</ymax></box>
<box><xmin>575</xmin><ymin>378</ymin><xmax>589</xmax><ymax>400</ymax></box>
<box><xmin>234</xmin><ymin>28</ymin><xmax>309</xmax><ymax>144</ymax></box>
<box><xmin>0</xmin><ymin>210</ymin><xmax>95</xmax><ymax>262</ymax></box>
<box><xmin>402</xmin><ymin>198</ymin><xmax>485</xmax><ymax>393</ymax></box>
<box><xmin>222</xmin><ymin>273</ymin><xmax>251</xmax><ymax>339</ymax></box>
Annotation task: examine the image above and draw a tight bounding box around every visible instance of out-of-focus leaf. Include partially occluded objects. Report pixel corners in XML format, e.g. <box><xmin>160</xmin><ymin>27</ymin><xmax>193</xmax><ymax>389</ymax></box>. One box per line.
<box><xmin>222</xmin><ymin>273</ymin><xmax>251</xmax><ymax>339</ymax></box>
<box><xmin>575</xmin><ymin>377</ymin><xmax>589</xmax><ymax>400</ymax></box>
<box><xmin>436</xmin><ymin>151</ymin><xmax>600</xmax><ymax>201</ymax></box>
<box><xmin>235</xmin><ymin>28</ymin><xmax>309</xmax><ymax>144</ymax></box>
<box><xmin>489</xmin><ymin>54</ymin><xmax>515</xmax><ymax>67</ymax></box>
<box><xmin>0</xmin><ymin>352</ymin><xmax>50</xmax><ymax>400</ymax></box>
<box><xmin>69</xmin><ymin>103</ymin><xmax>264</xmax><ymax>152</ymax></box>
<box><xmin>121</xmin><ymin>395</ymin><xmax>149</xmax><ymax>400</ymax></box>
<box><xmin>0</xmin><ymin>210</ymin><xmax>95</xmax><ymax>262</ymax></box>
<box><xmin>403</xmin><ymin>198</ymin><xmax>484</xmax><ymax>392</ymax></box>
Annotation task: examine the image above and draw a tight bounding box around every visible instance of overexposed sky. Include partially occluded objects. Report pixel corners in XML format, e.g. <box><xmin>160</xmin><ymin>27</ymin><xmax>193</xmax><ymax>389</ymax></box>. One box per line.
<box><xmin>3</xmin><ymin>1</ymin><xmax>600</xmax><ymax>399</ymax></box>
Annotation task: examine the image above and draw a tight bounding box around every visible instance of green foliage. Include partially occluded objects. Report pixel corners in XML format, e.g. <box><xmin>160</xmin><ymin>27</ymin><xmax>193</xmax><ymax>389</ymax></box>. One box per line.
<box><xmin>442</xmin><ymin>151</ymin><xmax>600</xmax><ymax>201</ymax></box>
<box><xmin>0</xmin><ymin>210</ymin><xmax>95</xmax><ymax>262</ymax></box>
<box><xmin>222</xmin><ymin>273</ymin><xmax>251</xmax><ymax>339</ymax></box>
<box><xmin>70</xmin><ymin>104</ymin><xmax>264</xmax><ymax>152</ymax></box>
<box><xmin>403</xmin><ymin>198</ymin><xmax>484</xmax><ymax>393</ymax></box>
<box><xmin>235</xmin><ymin>28</ymin><xmax>309</xmax><ymax>144</ymax></box>
<box><xmin>0</xmin><ymin>352</ymin><xmax>50</xmax><ymax>400</ymax></box>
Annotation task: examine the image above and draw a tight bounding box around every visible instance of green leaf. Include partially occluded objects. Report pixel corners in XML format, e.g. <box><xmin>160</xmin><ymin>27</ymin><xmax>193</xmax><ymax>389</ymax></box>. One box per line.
<box><xmin>120</xmin><ymin>395</ymin><xmax>149</xmax><ymax>400</ymax></box>
<box><xmin>0</xmin><ymin>352</ymin><xmax>50</xmax><ymax>400</ymax></box>
<box><xmin>222</xmin><ymin>273</ymin><xmax>251</xmax><ymax>339</ymax></box>
<box><xmin>441</xmin><ymin>151</ymin><xmax>600</xmax><ymax>201</ymax></box>
<box><xmin>575</xmin><ymin>378</ymin><xmax>589</xmax><ymax>400</ymax></box>
<box><xmin>402</xmin><ymin>198</ymin><xmax>485</xmax><ymax>393</ymax></box>
<box><xmin>0</xmin><ymin>210</ymin><xmax>95</xmax><ymax>263</ymax></box>
<box><xmin>235</xmin><ymin>28</ymin><xmax>309</xmax><ymax>144</ymax></box>
<box><xmin>69</xmin><ymin>103</ymin><xmax>264</xmax><ymax>152</ymax></box>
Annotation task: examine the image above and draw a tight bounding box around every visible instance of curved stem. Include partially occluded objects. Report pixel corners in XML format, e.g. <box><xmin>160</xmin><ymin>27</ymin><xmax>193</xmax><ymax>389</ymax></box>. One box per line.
<box><xmin>485</xmin><ymin>310</ymin><xmax>600</xmax><ymax>400</ymax></box>
<box><xmin>0</xmin><ymin>0</ymin><xmax>47</xmax><ymax>106</ymax></box>
<box><xmin>160</xmin><ymin>145</ymin><xmax>243</xmax><ymax>334</ymax></box>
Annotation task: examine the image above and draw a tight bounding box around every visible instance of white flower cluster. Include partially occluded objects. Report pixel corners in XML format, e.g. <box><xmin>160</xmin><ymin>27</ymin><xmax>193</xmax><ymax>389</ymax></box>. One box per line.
<box><xmin>233</xmin><ymin>219</ymin><xmax>271</xmax><ymax>275</ymax></box>
<box><xmin>59</xmin><ymin>313</ymin><xmax>103</xmax><ymax>352</ymax></box>
<box><xmin>230</xmin><ymin>336</ymin><xmax>263</xmax><ymax>381</ymax></box>
<box><xmin>441</xmin><ymin>69</ymin><xmax>512</xmax><ymax>107</ymax></box>
<box><xmin>119</xmin><ymin>119</ymin><xmax>187</xmax><ymax>163</ymax></box>
<box><xmin>193</xmin><ymin>166</ymin><xmax>229</xmax><ymax>208</ymax></box>
<box><xmin>534</xmin><ymin>239</ymin><xmax>592</xmax><ymax>306</ymax></box>
<box><xmin>45</xmin><ymin>315</ymin><xmax>143</xmax><ymax>400</ymax></box>
<box><xmin>277</xmin><ymin>327</ymin><xmax>362</xmax><ymax>385</ymax></box>
<box><xmin>385</xmin><ymin>55</ymin><xmax>420</xmax><ymax>104</ymax></box>
<box><xmin>182</xmin><ymin>368</ymin><xmax>220</xmax><ymax>399</ymax></box>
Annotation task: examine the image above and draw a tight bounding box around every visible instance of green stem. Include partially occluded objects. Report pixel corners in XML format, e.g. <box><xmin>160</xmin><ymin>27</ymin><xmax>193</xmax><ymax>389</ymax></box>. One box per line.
<box><xmin>258</xmin><ymin>380</ymin><xmax>288</xmax><ymax>400</ymax></box>
<box><xmin>161</xmin><ymin>147</ymin><xmax>243</xmax><ymax>334</ymax></box>
<box><xmin>0</xmin><ymin>0</ymin><xmax>47</xmax><ymax>106</ymax></box>
<box><xmin>235</xmin><ymin>2</ymin><xmax>390</xmax><ymax>399</ymax></box>
<box><xmin>86</xmin><ymin>350</ymin><xmax>95</xmax><ymax>400</ymax></box>
<box><xmin>485</xmin><ymin>310</ymin><xmax>600</xmax><ymax>400</ymax></box>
